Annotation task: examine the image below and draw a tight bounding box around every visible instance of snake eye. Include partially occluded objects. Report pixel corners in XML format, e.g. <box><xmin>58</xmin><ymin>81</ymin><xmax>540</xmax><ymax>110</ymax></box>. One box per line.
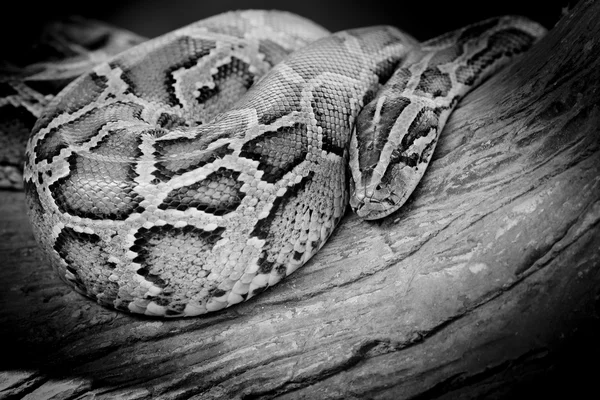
<box><xmin>389</xmin><ymin>149</ymin><xmax>401</xmax><ymax>163</ymax></box>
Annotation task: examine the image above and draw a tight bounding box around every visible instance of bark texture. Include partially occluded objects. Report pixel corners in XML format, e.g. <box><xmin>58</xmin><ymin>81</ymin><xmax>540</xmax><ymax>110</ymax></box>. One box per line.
<box><xmin>1</xmin><ymin>1</ymin><xmax>600</xmax><ymax>398</ymax></box>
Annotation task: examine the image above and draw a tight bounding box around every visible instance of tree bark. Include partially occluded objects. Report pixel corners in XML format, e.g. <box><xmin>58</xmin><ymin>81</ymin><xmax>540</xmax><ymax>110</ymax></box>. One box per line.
<box><xmin>1</xmin><ymin>1</ymin><xmax>599</xmax><ymax>399</ymax></box>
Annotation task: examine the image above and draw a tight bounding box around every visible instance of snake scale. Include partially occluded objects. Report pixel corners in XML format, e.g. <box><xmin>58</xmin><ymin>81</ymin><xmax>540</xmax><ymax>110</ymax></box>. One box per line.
<box><xmin>22</xmin><ymin>10</ymin><xmax>546</xmax><ymax>317</ymax></box>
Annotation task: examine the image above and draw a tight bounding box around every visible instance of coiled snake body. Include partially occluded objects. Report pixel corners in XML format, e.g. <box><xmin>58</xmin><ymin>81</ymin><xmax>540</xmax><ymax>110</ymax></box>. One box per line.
<box><xmin>23</xmin><ymin>10</ymin><xmax>546</xmax><ymax>316</ymax></box>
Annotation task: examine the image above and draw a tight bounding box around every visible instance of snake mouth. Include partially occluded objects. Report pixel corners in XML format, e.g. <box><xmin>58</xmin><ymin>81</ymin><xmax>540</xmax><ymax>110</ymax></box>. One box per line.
<box><xmin>350</xmin><ymin>191</ymin><xmax>399</xmax><ymax>220</ymax></box>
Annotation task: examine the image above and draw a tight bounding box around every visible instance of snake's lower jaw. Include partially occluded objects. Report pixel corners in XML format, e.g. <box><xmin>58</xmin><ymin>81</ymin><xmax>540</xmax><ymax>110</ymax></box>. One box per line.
<box><xmin>352</xmin><ymin>201</ymin><xmax>388</xmax><ymax>220</ymax></box>
<box><xmin>350</xmin><ymin>187</ymin><xmax>406</xmax><ymax>220</ymax></box>
<box><xmin>349</xmin><ymin>164</ymin><xmax>417</xmax><ymax>220</ymax></box>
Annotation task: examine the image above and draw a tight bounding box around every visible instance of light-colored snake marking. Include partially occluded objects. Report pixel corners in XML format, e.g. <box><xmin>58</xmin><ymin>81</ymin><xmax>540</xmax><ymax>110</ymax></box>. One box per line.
<box><xmin>23</xmin><ymin>10</ymin><xmax>546</xmax><ymax>317</ymax></box>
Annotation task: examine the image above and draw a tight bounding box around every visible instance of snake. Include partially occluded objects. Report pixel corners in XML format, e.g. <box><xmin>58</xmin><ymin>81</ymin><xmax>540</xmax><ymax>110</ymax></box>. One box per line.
<box><xmin>22</xmin><ymin>10</ymin><xmax>546</xmax><ymax>317</ymax></box>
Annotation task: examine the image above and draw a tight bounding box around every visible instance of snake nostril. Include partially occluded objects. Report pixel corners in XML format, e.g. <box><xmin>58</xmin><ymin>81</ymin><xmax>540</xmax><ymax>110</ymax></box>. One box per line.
<box><xmin>376</xmin><ymin>184</ymin><xmax>382</xmax><ymax>190</ymax></box>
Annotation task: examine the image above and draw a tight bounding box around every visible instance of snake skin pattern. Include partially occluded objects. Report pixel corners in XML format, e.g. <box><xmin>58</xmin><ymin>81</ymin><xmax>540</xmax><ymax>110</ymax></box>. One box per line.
<box><xmin>23</xmin><ymin>10</ymin><xmax>546</xmax><ymax>317</ymax></box>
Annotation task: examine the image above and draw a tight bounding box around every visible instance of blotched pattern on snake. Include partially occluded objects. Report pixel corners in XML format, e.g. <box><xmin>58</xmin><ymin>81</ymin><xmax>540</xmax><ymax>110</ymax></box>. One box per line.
<box><xmin>23</xmin><ymin>10</ymin><xmax>546</xmax><ymax>316</ymax></box>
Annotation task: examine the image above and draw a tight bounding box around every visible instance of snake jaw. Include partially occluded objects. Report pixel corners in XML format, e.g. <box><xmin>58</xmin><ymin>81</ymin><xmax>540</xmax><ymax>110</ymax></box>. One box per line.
<box><xmin>352</xmin><ymin>197</ymin><xmax>393</xmax><ymax>220</ymax></box>
<box><xmin>350</xmin><ymin>178</ymin><xmax>404</xmax><ymax>220</ymax></box>
<box><xmin>352</xmin><ymin>194</ymin><xmax>403</xmax><ymax>220</ymax></box>
<box><xmin>350</xmin><ymin>159</ymin><xmax>423</xmax><ymax>220</ymax></box>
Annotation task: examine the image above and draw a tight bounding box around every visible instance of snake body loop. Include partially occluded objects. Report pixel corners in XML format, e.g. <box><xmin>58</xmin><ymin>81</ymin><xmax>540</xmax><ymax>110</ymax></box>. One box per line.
<box><xmin>23</xmin><ymin>10</ymin><xmax>546</xmax><ymax>316</ymax></box>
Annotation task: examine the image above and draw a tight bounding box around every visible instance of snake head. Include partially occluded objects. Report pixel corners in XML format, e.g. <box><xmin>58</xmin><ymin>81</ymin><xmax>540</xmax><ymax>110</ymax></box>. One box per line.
<box><xmin>349</xmin><ymin>89</ymin><xmax>435</xmax><ymax>220</ymax></box>
<box><xmin>349</xmin><ymin>157</ymin><xmax>423</xmax><ymax>220</ymax></box>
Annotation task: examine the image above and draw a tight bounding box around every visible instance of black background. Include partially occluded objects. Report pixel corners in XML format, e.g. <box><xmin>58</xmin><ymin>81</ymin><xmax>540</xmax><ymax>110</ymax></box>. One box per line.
<box><xmin>6</xmin><ymin>0</ymin><xmax>571</xmax><ymax>41</ymax></box>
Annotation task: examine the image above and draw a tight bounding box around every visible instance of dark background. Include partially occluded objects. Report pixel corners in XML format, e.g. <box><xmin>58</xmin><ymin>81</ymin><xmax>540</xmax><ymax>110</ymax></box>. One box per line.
<box><xmin>6</xmin><ymin>0</ymin><xmax>571</xmax><ymax>41</ymax></box>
